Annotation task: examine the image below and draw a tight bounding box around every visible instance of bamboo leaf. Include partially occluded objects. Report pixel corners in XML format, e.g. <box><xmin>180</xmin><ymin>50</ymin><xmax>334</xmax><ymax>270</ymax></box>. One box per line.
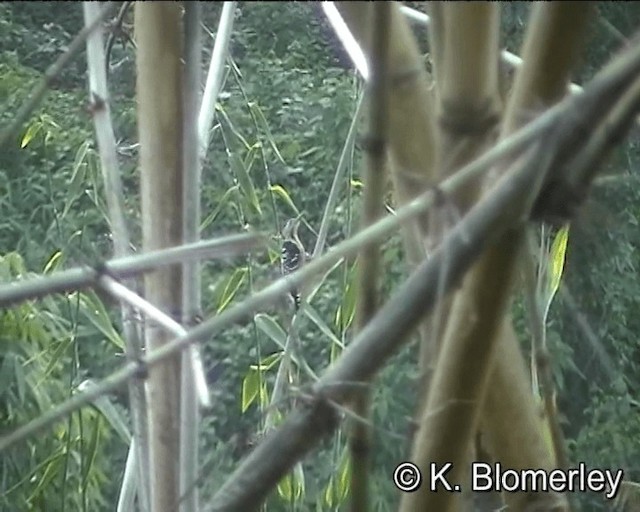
<box><xmin>217</xmin><ymin>105</ymin><xmax>251</xmax><ymax>151</ymax></box>
<box><xmin>277</xmin><ymin>472</ymin><xmax>293</xmax><ymax>501</ymax></box>
<box><xmin>277</xmin><ymin>464</ymin><xmax>304</xmax><ymax>502</ymax></box>
<box><xmin>42</xmin><ymin>250</ymin><xmax>64</xmax><ymax>274</ymax></box>
<box><xmin>323</xmin><ymin>447</ymin><xmax>350</xmax><ymax>506</ymax></box>
<box><xmin>200</xmin><ymin>185</ymin><xmax>239</xmax><ymax>231</ymax></box>
<box><xmin>241</xmin><ymin>368</ymin><xmax>261</xmax><ymax>413</ymax></box>
<box><xmin>335</xmin><ymin>264</ymin><xmax>357</xmax><ymax>332</ymax></box>
<box><xmin>248</xmin><ymin>102</ymin><xmax>287</xmax><ymax>165</ymax></box>
<box><xmin>543</xmin><ymin>224</ymin><xmax>570</xmax><ymax>321</ymax></box>
<box><xmin>20</xmin><ymin>121</ymin><xmax>41</xmax><ymax>148</ymax></box>
<box><xmin>337</xmin><ymin>449</ymin><xmax>351</xmax><ymax>500</ymax></box>
<box><xmin>61</xmin><ymin>142</ymin><xmax>90</xmax><ymax>218</ymax></box>
<box><xmin>249</xmin><ymin>351</ymin><xmax>282</xmax><ymax>372</ymax></box>
<box><xmin>73</xmin><ymin>291</ymin><xmax>124</xmax><ymax>349</ymax></box>
<box><xmin>324</xmin><ymin>476</ymin><xmax>334</xmax><ymax>507</ymax></box>
<box><xmin>78</xmin><ymin>380</ymin><xmax>131</xmax><ymax>443</ymax></box>
<box><xmin>217</xmin><ymin>267</ymin><xmax>247</xmax><ymax>312</ymax></box>
<box><xmin>254</xmin><ymin>313</ymin><xmax>287</xmax><ymax>349</ymax></box>
<box><xmin>548</xmin><ymin>225</ymin><xmax>569</xmax><ymax>297</ymax></box>
<box><xmin>292</xmin><ymin>461</ymin><xmax>305</xmax><ymax>499</ymax></box>
<box><xmin>269</xmin><ymin>184</ymin><xmax>300</xmax><ymax>216</ymax></box>
<box><xmin>304</xmin><ymin>304</ymin><xmax>344</xmax><ymax>349</ymax></box>
<box><xmin>230</xmin><ymin>152</ymin><xmax>262</xmax><ymax>215</ymax></box>
<box><xmin>81</xmin><ymin>416</ymin><xmax>101</xmax><ymax>493</ymax></box>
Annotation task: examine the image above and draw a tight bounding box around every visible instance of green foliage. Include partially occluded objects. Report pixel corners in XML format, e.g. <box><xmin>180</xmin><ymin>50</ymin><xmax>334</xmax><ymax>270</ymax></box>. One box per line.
<box><xmin>0</xmin><ymin>253</ymin><xmax>125</xmax><ymax>510</ymax></box>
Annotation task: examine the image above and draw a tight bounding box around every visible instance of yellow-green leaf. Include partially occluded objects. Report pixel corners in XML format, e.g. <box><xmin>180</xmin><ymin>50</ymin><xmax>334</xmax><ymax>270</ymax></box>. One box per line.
<box><xmin>241</xmin><ymin>369</ymin><xmax>261</xmax><ymax>413</ymax></box>
<box><xmin>335</xmin><ymin>265</ymin><xmax>357</xmax><ymax>332</ymax></box>
<box><xmin>277</xmin><ymin>473</ymin><xmax>293</xmax><ymax>501</ymax></box>
<box><xmin>543</xmin><ymin>224</ymin><xmax>570</xmax><ymax>322</ymax></box>
<box><xmin>20</xmin><ymin>122</ymin><xmax>41</xmax><ymax>148</ymax></box>
<box><xmin>43</xmin><ymin>250</ymin><xmax>64</xmax><ymax>274</ymax></box>
<box><xmin>276</xmin><ymin>463</ymin><xmax>304</xmax><ymax>502</ymax></box>
<box><xmin>249</xmin><ymin>351</ymin><xmax>282</xmax><ymax>372</ymax></box>
<box><xmin>548</xmin><ymin>225</ymin><xmax>569</xmax><ymax>299</ymax></box>
<box><xmin>338</xmin><ymin>449</ymin><xmax>352</xmax><ymax>500</ymax></box>
<box><xmin>269</xmin><ymin>184</ymin><xmax>299</xmax><ymax>216</ymax></box>
<box><xmin>217</xmin><ymin>267</ymin><xmax>247</xmax><ymax>312</ymax></box>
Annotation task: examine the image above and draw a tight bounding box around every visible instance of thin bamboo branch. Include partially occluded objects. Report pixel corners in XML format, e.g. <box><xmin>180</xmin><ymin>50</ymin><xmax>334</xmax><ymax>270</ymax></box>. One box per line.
<box><xmin>105</xmin><ymin>1</ymin><xmax>133</xmax><ymax>79</ymax></box>
<box><xmin>0</xmin><ymin>234</ymin><xmax>264</xmax><ymax>308</ymax></box>
<box><xmin>99</xmin><ymin>277</ymin><xmax>192</xmax><ymax>341</ymax></box>
<box><xmin>181</xmin><ymin>4</ymin><xmax>205</xmax><ymax>511</ymax></box>
<box><xmin>198</xmin><ymin>1</ymin><xmax>236</xmax><ymax>162</ymax></box>
<box><xmin>312</xmin><ymin>92</ymin><xmax>366</xmax><ymax>259</ymax></box>
<box><xmin>82</xmin><ymin>3</ymin><xmax>150</xmax><ymax>510</ymax></box>
<box><xmin>0</xmin><ymin>2</ymin><xmax>117</xmax><ymax>149</ymax></box>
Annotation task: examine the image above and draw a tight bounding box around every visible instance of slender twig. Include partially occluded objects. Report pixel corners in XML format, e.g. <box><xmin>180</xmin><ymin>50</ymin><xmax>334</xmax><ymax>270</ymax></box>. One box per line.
<box><xmin>0</xmin><ymin>2</ymin><xmax>117</xmax><ymax>149</ymax></box>
<box><xmin>98</xmin><ymin>276</ymin><xmax>209</xmax><ymax>408</ymax></box>
<box><xmin>105</xmin><ymin>1</ymin><xmax>133</xmax><ymax>79</ymax></box>
<box><xmin>198</xmin><ymin>1</ymin><xmax>236</xmax><ymax>162</ymax></box>
<box><xmin>181</xmin><ymin>3</ymin><xmax>205</xmax><ymax>511</ymax></box>
<box><xmin>312</xmin><ymin>92</ymin><xmax>366</xmax><ymax>259</ymax></box>
<box><xmin>83</xmin><ymin>3</ymin><xmax>150</xmax><ymax>509</ymax></box>
<box><xmin>0</xmin><ymin>233</ymin><xmax>265</xmax><ymax>307</ymax></box>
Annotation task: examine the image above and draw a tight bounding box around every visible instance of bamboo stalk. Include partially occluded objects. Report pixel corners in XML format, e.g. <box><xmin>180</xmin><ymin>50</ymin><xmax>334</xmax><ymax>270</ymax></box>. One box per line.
<box><xmin>135</xmin><ymin>3</ymin><xmax>184</xmax><ymax>510</ymax></box>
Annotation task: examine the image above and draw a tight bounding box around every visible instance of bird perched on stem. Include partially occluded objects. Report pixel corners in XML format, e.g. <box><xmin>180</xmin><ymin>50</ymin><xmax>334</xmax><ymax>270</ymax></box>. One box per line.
<box><xmin>280</xmin><ymin>217</ymin><xmax>306</xmax><ymax>310</ymax></box>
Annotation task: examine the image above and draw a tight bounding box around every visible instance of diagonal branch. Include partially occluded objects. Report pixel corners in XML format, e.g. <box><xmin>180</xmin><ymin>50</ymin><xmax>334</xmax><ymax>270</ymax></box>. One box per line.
<box><xmin>0</xmin><ymin>234</ymin><xmax>265</xmax><ymax>308</ymax></box>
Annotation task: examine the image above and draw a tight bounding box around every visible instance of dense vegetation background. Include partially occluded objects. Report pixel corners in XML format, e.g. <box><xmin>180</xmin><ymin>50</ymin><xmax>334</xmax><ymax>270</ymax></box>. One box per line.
<box><xmin>1</xmin><ymin>2</ymin><xmax>639</xmax><ymax>511</ymax></box>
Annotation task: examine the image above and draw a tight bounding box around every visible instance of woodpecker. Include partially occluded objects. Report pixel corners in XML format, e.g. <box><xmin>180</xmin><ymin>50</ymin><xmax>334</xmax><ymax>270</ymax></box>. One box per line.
<box><xmin>280</xmin><ymin>217</ymin><xmax>305</xmax><ymax>310</ymax></box>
